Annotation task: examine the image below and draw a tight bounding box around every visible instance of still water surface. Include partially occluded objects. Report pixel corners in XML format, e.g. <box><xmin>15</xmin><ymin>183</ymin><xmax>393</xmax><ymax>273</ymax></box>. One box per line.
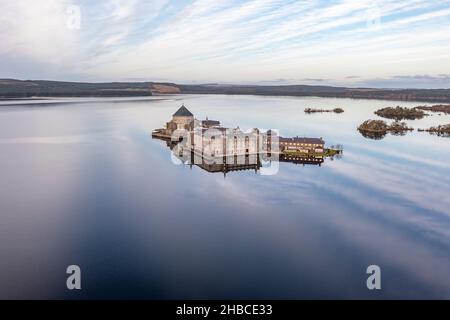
<box><xmin>0</xmin><ymin>94</ymin><xmax>449</xmax><ymax>299</ymax></box>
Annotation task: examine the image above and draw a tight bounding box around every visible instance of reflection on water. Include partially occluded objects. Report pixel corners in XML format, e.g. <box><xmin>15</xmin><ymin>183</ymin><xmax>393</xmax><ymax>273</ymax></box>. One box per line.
<box><xmin>0</xmin><ymin>95</ymin><xmax>450</xmax><ymax>299</ymax></box>
<box><xmin>358</xmin><ymin>130</ymin><xmax>387</xmax><ymax>140</ymax></box>
<box><xmin>155</xmin><ymin>139</ymin><xmax>329</xmax><ymax>176</ymax></box>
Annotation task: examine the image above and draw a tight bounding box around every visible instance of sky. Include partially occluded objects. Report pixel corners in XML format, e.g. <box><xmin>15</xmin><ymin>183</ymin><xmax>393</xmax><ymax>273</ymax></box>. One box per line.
<box><xmin>1</xmin><ymin>0</ymin><xmax>450</xmax><ymax>88</ymax></box>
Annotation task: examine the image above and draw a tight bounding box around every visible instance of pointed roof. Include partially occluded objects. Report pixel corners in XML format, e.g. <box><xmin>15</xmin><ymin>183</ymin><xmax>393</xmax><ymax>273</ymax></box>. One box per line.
<box><xmin>173</xmin><ymin>104</ymin><xmax>193</xmax><ymax>117</ymax></box>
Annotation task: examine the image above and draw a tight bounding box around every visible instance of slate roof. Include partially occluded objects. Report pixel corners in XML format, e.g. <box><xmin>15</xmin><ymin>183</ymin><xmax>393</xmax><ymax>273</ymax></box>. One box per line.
<box><xmin>173</xmin><ymin>104</ymin><xmax>193</xmax><ymax>117</ymax></box>
<box><xmin>279</xmin><ymin>137</ymin><xmax>325</xmax><ymax>144</ymax></box>
<box><xmin>202</xmin><ymin>119</ymin><xmax>220</xmax><ymax>126</ymax></box>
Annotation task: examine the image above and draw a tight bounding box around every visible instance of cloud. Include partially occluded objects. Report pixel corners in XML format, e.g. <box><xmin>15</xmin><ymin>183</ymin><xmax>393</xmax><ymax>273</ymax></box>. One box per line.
<box><xmin>355</xmin><ymin>74</ymin><xmax>450</xmax><ymax>89</ymax></box>
<box><xmin>1</xmin><ymin>0</ymin><xmax>450</xmax><ymax>86</ymax></box>
<box><xmin>393</xmin><ymin>74</ymin><xmax>450</xmax><ymax>80</ymax></box>
<box><xmin>111</xmin><ymin>0</ymin><xmax>137</xmax><ymax>20</ymax></box>
<box><xmin>302</xmin><ymin>78</ymin><xmax>328</xmax><ymax>82</ymax></box>
<box><xmin>0</xmin><ymin>0</ymin><xmax>81</xmax><ymax>78</ymax></box>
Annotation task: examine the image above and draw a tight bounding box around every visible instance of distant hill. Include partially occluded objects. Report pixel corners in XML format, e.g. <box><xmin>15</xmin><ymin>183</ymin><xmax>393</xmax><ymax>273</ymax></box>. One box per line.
<box><xmin>177</xmin><ymin>84</ymin><xmax>450</xmax><ymax>103</ymax></box>
<box><xmin>1</xmin><ymin>79</ymin><xmax>450</xmax><ymax>103</ymax></box>
<box><xmin>0</xmin><ymin>79</ymin><xmax>177</xmax><ymax>98</ymax></box>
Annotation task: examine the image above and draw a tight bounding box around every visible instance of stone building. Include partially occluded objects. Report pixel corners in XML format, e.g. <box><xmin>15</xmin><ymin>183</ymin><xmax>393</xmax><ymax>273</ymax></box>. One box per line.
<box><xmin>153</xmin><ymin>105</ymin><xmax>325</xmax><ymax>159</ymax></box>
<box><xmin>153</xmin><ymin>104</ymin><xmax>195</xmax><ymax>137</ymax></box>
<box><xmin>152</xmin><ymin>105</ymin><xmax>333</xmax><ymax>174</ymax></box>
<box><xmin>192</xmin><ymin>126</ymin><xmax>262</xmax><ymax>158</ymax></box>
<box><xmin>279</xmin><ymin>137</ymin><xmax>325</xmax><ymax>153</ymax></box>
<box><xmin>169</xmin><ymin>104</ymin><xmax>194</xmax><ymax>130</ymax></box>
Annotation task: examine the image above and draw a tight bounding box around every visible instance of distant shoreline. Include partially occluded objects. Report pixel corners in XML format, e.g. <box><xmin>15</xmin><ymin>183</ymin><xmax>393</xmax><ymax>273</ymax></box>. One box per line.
<box><xmin>0</xmin><ymin>94</ymin><xmax>444</xmax><ymax>105</ymax></box>
<box><xmin>1</xmin><ymin>79</ymin><xmax>450</xmax><ymax>103</ymax></box>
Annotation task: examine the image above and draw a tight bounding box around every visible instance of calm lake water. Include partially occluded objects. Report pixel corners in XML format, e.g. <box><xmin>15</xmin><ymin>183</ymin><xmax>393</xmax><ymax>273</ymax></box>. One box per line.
<box><xmin>0</xmin><ymin>94</ymin><xmax>449</xmax><ymax>299</ymax></box>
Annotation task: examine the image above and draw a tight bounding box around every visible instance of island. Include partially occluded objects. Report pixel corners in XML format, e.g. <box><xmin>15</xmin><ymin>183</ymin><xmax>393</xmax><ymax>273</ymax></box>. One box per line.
<box><xmin>304</xmin><ymin>107</ymin><xmax>344</xmax><ymax>114</ymax></box>
<box><xmin>358</xmin><ymin>119</ymin><xmax>413</xmax><ymax>139</ymax></box>
<box><xmin>374</xmin><ymin>106</ymin><xmax>426</xmax><ymax>120</ymax></box>
<box><xmin>418</xmin><ymin>124</ymin><xmax>450</xmax><ymax>137</ymax></box>
<box><xmin>415</xmin><ymin>104</ymin><xmax>450</xmax><ymax>114</ymax></box>
<box><xmin>152</xmin><ymin>105</ymin><xmax>343</xmax><ymax>173</ymax></box>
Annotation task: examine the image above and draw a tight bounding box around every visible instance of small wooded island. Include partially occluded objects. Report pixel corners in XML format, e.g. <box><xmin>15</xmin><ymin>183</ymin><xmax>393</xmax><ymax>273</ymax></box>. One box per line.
<box><xmin>358</xmin><ymin>120</ymin><xmax>413</xmax><ymax>138</ymax></box>
<box><xmin>305</xmin><ymin>107</ymin><xmax>344</xmax><ymax>114</ymax></box>
<box><xmin>374</xmin><ymin>104</ymin><xmax>450</xmax><ymax>120</ymax></box>
<box><xmin>374</xmin><ymin>106</ymin><xmax>425</xmax><ymax>120</ymax></box>
<box><xmin>360</xmin><ymin>104</ymin><xmax>450</xmax><ymax>139</ymax></box>
<box><xmin>418</xmin><ymin>124</ymin><xmax>450</xmax><ymax>137</ymax></box>
<box><xmin>415</xmin><ymin>105</ymin><xmax>450</xmax><ymax>114</ymax></box>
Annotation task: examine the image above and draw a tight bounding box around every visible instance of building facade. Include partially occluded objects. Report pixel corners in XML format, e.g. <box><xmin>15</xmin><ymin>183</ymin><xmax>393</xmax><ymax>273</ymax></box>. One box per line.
<box><xmin>279</xmin><ymin>137</ymin><xmax>325</xmax><ymax>153</ymax></box>
<box><xmin>152</xmin><ymin>105</ymin><xmax>333</xmax><ymax>174</ymax></box>
<box><xmin>153</xmin><ymin>105</ymin><xmax>325</xmax><ymax>160</ymax></box>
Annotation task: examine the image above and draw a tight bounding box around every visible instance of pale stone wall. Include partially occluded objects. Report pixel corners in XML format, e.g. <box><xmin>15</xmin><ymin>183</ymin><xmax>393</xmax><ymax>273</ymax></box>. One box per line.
<box><xmin>195</xmin><ymin>128</ymin><xmax>260</xmax><ymax>157</ymax></box>
<box><xmin>173</xmin><ymin>116</ymin><xmax>194</xmax><ymax>130</ymax></box>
